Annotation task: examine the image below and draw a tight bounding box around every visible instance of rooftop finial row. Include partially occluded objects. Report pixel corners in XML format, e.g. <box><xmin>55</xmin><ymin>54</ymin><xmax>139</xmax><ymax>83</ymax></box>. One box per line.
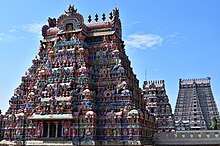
<box><xmin>87</xmin><ymin>13</ymin><xmax>111</xmax><ymax>23</ymax></box>
<box><xmin>87</xmin><ymin>8</ymin><xmax>119</xmax><ymax>23</ymax></box>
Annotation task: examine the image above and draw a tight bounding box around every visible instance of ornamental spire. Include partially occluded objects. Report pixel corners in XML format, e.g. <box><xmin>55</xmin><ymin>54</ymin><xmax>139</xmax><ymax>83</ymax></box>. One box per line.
<box><xmin>65</xmin><ymin>5</ymin><xmax>77</xmax><ymax>15</ymax></box>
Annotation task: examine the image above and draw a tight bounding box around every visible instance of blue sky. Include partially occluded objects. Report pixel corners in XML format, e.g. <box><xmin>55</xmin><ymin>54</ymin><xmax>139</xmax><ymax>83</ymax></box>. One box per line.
<box><xmin>0</xmin><ymin>0</ymin><xmax>220</xmax><ymax>113</ymax></box>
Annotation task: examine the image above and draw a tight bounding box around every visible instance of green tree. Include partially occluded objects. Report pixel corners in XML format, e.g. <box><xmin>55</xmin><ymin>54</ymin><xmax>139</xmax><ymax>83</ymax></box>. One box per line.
<box><xmin>211</xmin><ymin>117</ymin><xmax>219</xmax><ymax>130</ymax></box>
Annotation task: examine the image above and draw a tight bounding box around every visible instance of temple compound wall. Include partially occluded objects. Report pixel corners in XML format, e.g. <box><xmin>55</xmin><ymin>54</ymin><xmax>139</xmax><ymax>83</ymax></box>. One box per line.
<box><xmin>0</xmin><ymin>5</ymin><xmax>155</xmax><ymax>145</ymax></box>
<box><xmin>154</xmin><ymin>130</ymin><xmax>220</xmax><ymax>146</ymax></box>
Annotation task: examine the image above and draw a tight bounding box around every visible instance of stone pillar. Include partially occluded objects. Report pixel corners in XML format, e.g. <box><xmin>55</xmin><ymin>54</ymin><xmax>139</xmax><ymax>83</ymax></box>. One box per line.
<box><xmin>47</xmin><ymin>122</ymin><xmax>51</xmax><ymax>137</ymax></box>
<box><xmin>41</xmin><ymin>122</ymin><xmax>43</xmax><ymax>137</ymax></box>
<box><xmin>55</xmin><ymin>122</ymin><xmax>59</xmax><ymax>138</ymax></box>
<box><xmin>69</xmin><ymin>126</ymin><xmax>71</xmax><ymax>138</ymax></box>
<box><xmin>61</xmin><ymin>121</ymin><xmax>64</xmax><ymax>137</ymax></box>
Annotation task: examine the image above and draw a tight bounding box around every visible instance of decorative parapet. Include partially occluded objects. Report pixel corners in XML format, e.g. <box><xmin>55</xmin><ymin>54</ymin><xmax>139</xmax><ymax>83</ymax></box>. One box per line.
<box><xmin>179</xmin><ymin>77</ymin><xmax>211</xmax><ymax>85</ymax></box>
<box><xmin>143</xmin><ymin>80</ymin><xmax>164</xmax><ymax>88</ymax></box>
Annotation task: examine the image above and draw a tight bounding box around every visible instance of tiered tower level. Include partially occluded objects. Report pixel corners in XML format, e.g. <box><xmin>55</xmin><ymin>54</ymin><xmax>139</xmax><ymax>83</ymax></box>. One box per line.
<box><xmin>174</xmin><ymin>77</ymin><xmax>219</xmax><ymax>130</ymax></box>
<box><xmin>1</xmin><ymin>5</ymin><xmax>155</xmax><ymax>145</ymax></box>
<box><xmin>142</xmin><ymin>80</ymin><xmax>174</xmax><ymax>132</ymax></box>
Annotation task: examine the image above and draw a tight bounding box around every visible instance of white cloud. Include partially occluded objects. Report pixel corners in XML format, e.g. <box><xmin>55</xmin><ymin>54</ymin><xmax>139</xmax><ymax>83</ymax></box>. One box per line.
<box><xmin>164</xmin><ymin>32</ymin><xmax>182</xmax><ymax>45</ymax></box>
<box><xmin>21</xmin><ymin>22</ymin><xmax>45</xmax><ymax>36</ymax></box>
<box><xmin>168</xmin><ymin>33</ymin><xmax>178</xmax><ymax>38</ymax></box>
<box><xmin>0</xmin><ymin>33</ymin><xmax>25</xmax><ymax>43</ymax></box>
<box><xmin>126</xmin><ymin>21</ymin><xmax>141</xmax><ymax>27</ymax></box>
<box><xmin>0</xmin><ymin>22</ymin><xmax>45</xmax><ymax>43</ymax></box>
<box><xmin>9</xmin><ymin>28</ymin><xmax>19</xmax><ymax>33</ymax></box>
<box><xmin>125</xmin><ymin>34</ymin><xmax>163</xmax><ymax>49</ymax></box>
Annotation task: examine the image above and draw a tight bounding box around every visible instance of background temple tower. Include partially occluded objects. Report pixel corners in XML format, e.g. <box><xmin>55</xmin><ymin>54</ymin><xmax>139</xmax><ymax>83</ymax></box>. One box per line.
<box><xmin>1</xmin><ymin>5</ymin><xmax>155</xmax><ymax>145</ymax></box>
<box><xmin>174</xmin><ymin>77</ymin><xmax>219</xmax><ymax>130</ymax></box>
<box><xmin>0</xmin><ymin>110</ymin><xmax>2</xmax><ymax>140</ymax></box>
<box><xmin>142</xmin><ymin>80</ymin><xmax>174</xmax><ymax>132</ymax></box>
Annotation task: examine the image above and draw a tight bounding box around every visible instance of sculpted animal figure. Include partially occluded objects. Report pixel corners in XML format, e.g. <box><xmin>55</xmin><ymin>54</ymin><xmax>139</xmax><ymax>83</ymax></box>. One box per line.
<box><xmin>116</xmin><ymin>81</ymin><xmax>127</xmax><ymax>94</ymax></box>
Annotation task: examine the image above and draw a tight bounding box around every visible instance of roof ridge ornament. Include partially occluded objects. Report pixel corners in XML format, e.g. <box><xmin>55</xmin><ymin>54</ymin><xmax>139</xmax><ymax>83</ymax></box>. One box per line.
<box><xmin>57</xmin><ymin>4</ymin><xmax>84</xmax><ymax>31</ymax></box>
<box><xmin>65</xmin><ymin>5</ymin><xmax>77</xmax><ymax>15</ymax></box>
<box><xmin>113</xmin><ymin>7</ymin><xmax>119</xmax><ymax>19</ymax></box>
<box><xmin>48</xmin><ymin>17</ymin><xmax>56</xmax><ymax>27</ymax></box>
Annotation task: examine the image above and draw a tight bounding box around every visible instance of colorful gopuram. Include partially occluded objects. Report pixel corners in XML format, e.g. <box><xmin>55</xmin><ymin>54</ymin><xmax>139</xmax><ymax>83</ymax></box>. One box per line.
<box><xmin>0</xmin><ymin>5</ymin><xmax>155</xmax><ymax>145</ymax></box>
<box><xmin>0</xmin><ymin>110</ymin><xmax>3</xmax><ymax>140</ymax></box>
<box><xmin>142</xmin><ymin>80</ymin><xmax>174</xmax><ymax>132</ymax></box>
<box><xmin>174</xmin><ymin>77</ymin><xmax>220</xmax><ymax>130</ymax></box>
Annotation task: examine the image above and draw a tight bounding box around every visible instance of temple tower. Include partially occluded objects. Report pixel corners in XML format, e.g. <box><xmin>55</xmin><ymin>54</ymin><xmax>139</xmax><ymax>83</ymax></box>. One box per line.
<box><xmin>0</xmin><ymin>110</ymin><xmax>2</xmax><ymax>140</ymax></box>
<box><xmin>142</xmin><ymin>80</ymin><xmax>174</xmax><ymax>132</ymax></box>
<box><xmin>1</xmin><ymin>5</ymin><xmax>155</xmax><ymax>145</ymax></box>
<box><xmin>174</xmin><ymin>77</ymin><xmax>219</xmax><ymax>130</ymax></box>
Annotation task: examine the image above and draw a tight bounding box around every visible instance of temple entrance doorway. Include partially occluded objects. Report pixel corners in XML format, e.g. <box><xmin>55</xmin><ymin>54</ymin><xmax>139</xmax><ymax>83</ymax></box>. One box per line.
<box><xmin>43</xmin><ymin>121</ymin><xmax>62</xmax><ymax>138</ymax></box>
